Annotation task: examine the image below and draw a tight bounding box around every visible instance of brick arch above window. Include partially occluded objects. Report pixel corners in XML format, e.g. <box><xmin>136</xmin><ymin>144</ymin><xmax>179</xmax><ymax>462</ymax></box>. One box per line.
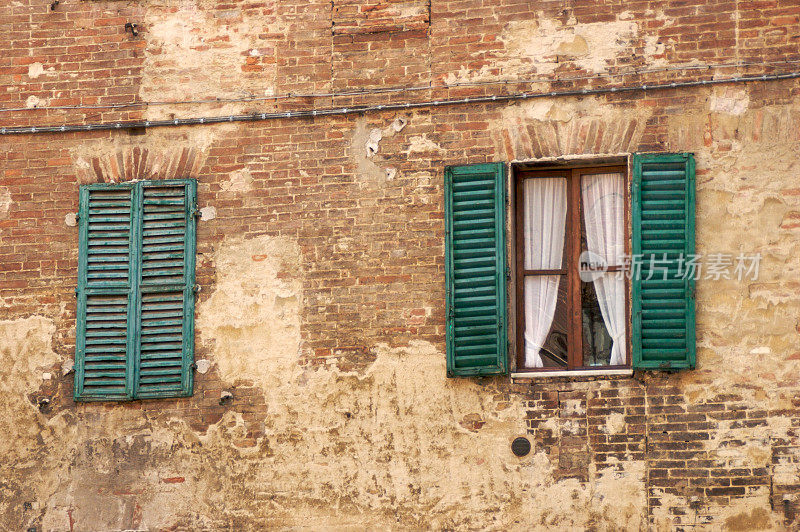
<box><xmin>79</xmin><ymin>146</ymin><xmax>205</xmax><ymax>184</ymax></box>
<box><xmin>491</xmin><ymin>102</ymin><xmax>651</xmax><ymax>161</ymax></box>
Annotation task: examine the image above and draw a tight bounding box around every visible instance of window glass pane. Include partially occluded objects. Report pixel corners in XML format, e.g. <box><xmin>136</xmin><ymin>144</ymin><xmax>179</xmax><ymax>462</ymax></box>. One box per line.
<box><xmin>580</xmin><ymin>173</ymin><xmax>624</xmax><ymax>267</ymax></box>
<box><xmin>523</xmin><ymin>275</ymin><xmax>568</xmax><ymax>368</ymax></box>
<box><xmin>523</xmin><ymin>178</ymin><xmax>567</xmax><ymax>270</ymax></box>
<box><xmin>581</xmin><ymin>279</ymin><xmax>613</xmax><ymax>366</ymax></box>
<box><xmin>580</xmin><ymin>171</ymin><xmax>627</xmax><ymax>367</ymax></box>
<box><xmin>581</xmin><ymin>273</ymin><xmax>626</xmax><ymax>366</ymax></box>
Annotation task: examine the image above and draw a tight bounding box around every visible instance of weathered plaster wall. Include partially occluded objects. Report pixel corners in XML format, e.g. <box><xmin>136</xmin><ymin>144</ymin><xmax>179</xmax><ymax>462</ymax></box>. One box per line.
<box><xmin>141</xmin><ymin>0</ymin><xmax>282</xmax><ymax>105</ymax></box>
<box><xmin>1</xmin><ymin>0</ymin><xmax>800</xmax><ymax>530</ymax></box>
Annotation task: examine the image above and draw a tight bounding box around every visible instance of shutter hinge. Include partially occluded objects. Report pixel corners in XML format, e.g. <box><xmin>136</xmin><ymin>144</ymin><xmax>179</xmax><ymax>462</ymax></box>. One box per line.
<box><xmin>191</xmin><ymin>205</ymin><xmax>201</xmax><ymax>218</ymax></box>
<box><xmin>193</xmin><ymin>284</ymin><xmax>201</xmax><ymax>294</ymax></box>
<box><xmin>506</xmin><ymin>265</ymin><xmax>511</xmax><ymax>280</ymax></box>
<box><xmin>690</xmin><ymin>285</ymin><xmax>696</xmax><ymax>299</ymax></box>
<box><xmin>190</xmin><ymin>362</ymin><xmax>197</xmax><ymax>370</ymax></box>
<box><xmin>74</xmin><ymin>287</ymin><xmax>79</xmax><ymax>297</ymax></box>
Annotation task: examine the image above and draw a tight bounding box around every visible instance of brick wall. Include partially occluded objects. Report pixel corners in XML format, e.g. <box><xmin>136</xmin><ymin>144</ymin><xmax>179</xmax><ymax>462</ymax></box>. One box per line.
<box><xmin>1</xmin><ymin>0</ymin><xmax>800</xmax><ymax>529</ymax></box>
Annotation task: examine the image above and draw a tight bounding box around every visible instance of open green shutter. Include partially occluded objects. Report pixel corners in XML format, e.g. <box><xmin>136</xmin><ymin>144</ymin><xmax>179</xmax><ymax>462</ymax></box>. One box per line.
<box><xmin>632</xmin><ymin>153</ymin><xmax>696</xmax><ymax>370</ymax></box>
<box><xmin>445</xmin><ymin>163</ymin><xmax>508</xmax><ymax>377</ymax></box>
<box><xmin>134</xmin><ymin>180</ymin><xmax>196</xmax><ymax>399</ymax></box>
<box><xmin>75</xmin><ymin>184</ymin><xmax>137</xmax><ymax>401</ymax></box>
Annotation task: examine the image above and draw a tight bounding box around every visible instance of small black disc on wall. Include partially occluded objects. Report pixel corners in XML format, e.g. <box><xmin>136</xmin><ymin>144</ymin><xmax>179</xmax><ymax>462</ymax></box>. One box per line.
<box><xmin>511</xmin><ymin>436</ymin><xmax>531</xmax><ymax>457</ymax></box>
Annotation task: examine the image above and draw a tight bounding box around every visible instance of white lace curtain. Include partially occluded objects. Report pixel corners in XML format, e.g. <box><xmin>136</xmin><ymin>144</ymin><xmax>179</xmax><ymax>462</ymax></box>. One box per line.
<box><xmin>581</xmin><ymin>173</ymin><xmax>626</xmax><ymax>365</ymax></box>
<box><xmin>523</xmin><ymin>178</ymin><xmax>567</xmax><ymax>367</ymax></box>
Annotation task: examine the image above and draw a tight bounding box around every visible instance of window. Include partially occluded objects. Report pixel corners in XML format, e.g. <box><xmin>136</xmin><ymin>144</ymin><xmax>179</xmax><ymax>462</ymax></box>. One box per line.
<box><xmin>514</xmin><ymin>165</ymin><xmax>628</xmax><ymax>372</ymax></box>
<box><xmin>74</xmin><ymin>180</ymin><xmax>197</xmax><ymax>401</ymax></box>
<box><xmin>444</xmin><ymin>154</ymin><xmax>695</xmax><ymax>377</ymax></box>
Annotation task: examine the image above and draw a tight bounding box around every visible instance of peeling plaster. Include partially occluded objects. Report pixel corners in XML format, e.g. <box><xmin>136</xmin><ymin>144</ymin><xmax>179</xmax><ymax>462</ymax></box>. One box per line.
<box><xmin>351</xmin><ymin>118</ymin><xmax>389</xmax><ymax>185</ymax></box>
<box><xmin>350</xmin><ymin>116</ymin><xmax>416</xmax><ymax>186</ymax></box>
<box><xmin>220</xmin><ymin>168</ymin><xmax>254</xmax><ymax>193</ymax></box>
<box><xmin>405</xmin><ymin>135</ymin><xmax>444</xmax><ymax>154</ymax></box>
<box><xmin>391</xmin><ymin>116</ymin><xmax>407</xmax><ymax>133</ymax></box>
<box><xmin>366</xmin><ymin>128</ymin><xmax>382</xmax><ymax>157</ymax></box>
<box><xmin>447</xmin><ymin>15</ymin><xmax>640</xmax><ymax>83</ymax></box>
<box><xmin>0</xmin><ymin>187</ymin><xmax>10</xmax><ymax>220</ymax></box>
<box><xmin>0</xmin><ymin>316</ymin><xmax>59</xmax><ymax>466</ymax></box>
<box><xmin>69</xmin><ymin>131</ymin><xmax>220</xmax><ymax>163</ymax></box>
<box><xmin>603</xmin><ymin>413</ymin><xmax>626</xmax><ymax>435</ymax></box>
<box><xmin>183</xmin><ymin>235</ymin><xmax>650</xmax><ymax>528</ymax></box>
<box><xmin>709</xmin><ymin>87</ymin><xmax>751</xmax><ymax>116</ymax></box>
<box><xmin>195</xmin><ymin>359</ymin><xmax>211</xmax><ymax>374</ymax></box>
<box><xmin>61</xmin><ymin>359</ymin><xmax>73</xmax><ymax>376</ymax></box>
<box><xmin>141</xmin><ymin>0</ymin><xmax>284</xmax><ymax>118</ymax></box>
<box><xmin>196</xmin><ymin>234</ymin><xmax>302</xmax><ymax>392</ymax></box>
<box><xmin>199</xmin><ymin>206</ymin><xmax>216</xmax><ymax>221</ymax></box>
<box><xmin>27</xmin><ymin>62</ymin><xmax>44</xmax><ymax>79</ymax></box>
<box><xmin>665</xmin><ymin>99</ymin><xmax>800</xmax><ymax>401</ymax></box>
<box><xmin>644</xmin><ymin>35</ymin><xmax>668</xmax><ymax>67</ymax></box>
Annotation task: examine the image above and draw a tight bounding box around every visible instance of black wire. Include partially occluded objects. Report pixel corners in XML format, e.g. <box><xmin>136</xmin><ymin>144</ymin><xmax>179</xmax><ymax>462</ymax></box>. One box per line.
<box><xmin>3</xmin><ymin>59</ymin><xmax>799</xmax><ymax>114</ymax></box>
<box><xmin>2</xmin><ymin>71</ymin><xmax>798</xmax><ymax>136</ymax></box>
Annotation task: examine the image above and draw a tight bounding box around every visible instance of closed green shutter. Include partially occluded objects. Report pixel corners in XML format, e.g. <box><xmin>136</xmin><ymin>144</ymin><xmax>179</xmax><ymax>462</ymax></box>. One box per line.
<box><xmin>445</xmin><ymin>163</ymin><xmax>508</xmax><ymax>377</ymax></box>
<box><xmin>632</xmin><ymin>153</ymin><xmax>696</xmax><ymax>370</ymax></box>
<box><xmin>135</xmin><ymin>181</ymin><xmax>196</xmax><ymax>399</ymax></box>
<box><xmin>75</xmin><ymin>180</ymin><xmax>197</xmax><ymax>401</ymax></box>
<box><xmin>75</xmin><ymin>185</ymin><xmax>137</xmax><ymax>400</ymax></box>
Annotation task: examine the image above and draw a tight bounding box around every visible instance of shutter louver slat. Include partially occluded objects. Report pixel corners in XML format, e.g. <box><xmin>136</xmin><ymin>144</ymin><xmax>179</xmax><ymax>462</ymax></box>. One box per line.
<box><xmin>137</xmin><ymin>290</ymin><xmax>185</xmax><ymax>393</ymax></box>
<box><xmin>632</xmin><ymin>154</ymin><xmax>696</xmax><ymax>370</ymax></box>
<box><xmin>81</xmin><ymin>293</ymin><xmax>129</xmax><ymax>397</ymax></box>
<box><xmin>140</xmin><ymin>183</ymin><xmax>186</xmax><ymax>286</ymax></box>
<box><xmin>85</xmin><ymin>188</ymin><xmax>133</xmax><ymax>286</ymax></box>
<box><xmin>445</xmin><ymin>163</ymin><xmax>508</xmax><ymax>377</ymax></box>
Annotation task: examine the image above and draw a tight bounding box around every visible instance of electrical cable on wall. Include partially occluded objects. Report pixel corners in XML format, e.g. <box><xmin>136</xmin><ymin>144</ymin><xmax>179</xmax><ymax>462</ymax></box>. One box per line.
<box><xmin>1</xmin><ymin>59</ymin><xmax>799</xmax><ymax>114</ymax></box>
<box><xmin>1</xmin><ymin>70</ymin><xmax>798</xmax><ymax>136</ymax></box>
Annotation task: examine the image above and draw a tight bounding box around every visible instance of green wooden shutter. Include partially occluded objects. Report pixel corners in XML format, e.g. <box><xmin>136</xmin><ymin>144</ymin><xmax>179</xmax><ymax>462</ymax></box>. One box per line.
<box><xmin>75</xmin><ymin>184</ymin><xmax>137</xmax><ymax>401</ymax></box>
<box><xmin>134</xmin><ymin>180</ymin><xmax>196</xmax><ymax>399</ymax></box>
<box><xmin>632</xmin><ymin>153</ymin><xmax>696</xmax><ymax>370</ymax></box>
<box><xmin>75</xmin><ymin>180</ymin><xmax>196</xmax><ymax>401</ymax></box>
<box><xmin>445</xmin><ymin>163</ymin><xmax>508</xmax><ymax>377</ymax></box>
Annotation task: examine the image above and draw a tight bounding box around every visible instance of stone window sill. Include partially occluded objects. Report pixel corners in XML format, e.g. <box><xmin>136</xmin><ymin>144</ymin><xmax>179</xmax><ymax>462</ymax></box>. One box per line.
<box><xmin>511</xmin><ymin>368</ymin><xmax>633</xmax><ymax>380</ymax></box>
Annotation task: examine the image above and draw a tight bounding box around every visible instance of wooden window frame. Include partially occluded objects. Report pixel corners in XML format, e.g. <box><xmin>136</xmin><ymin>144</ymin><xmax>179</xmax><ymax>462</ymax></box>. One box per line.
<box><xmin>513</xmin><ymin>165</ymin><xmax>631</xmax><ymax>372</ymax></box>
